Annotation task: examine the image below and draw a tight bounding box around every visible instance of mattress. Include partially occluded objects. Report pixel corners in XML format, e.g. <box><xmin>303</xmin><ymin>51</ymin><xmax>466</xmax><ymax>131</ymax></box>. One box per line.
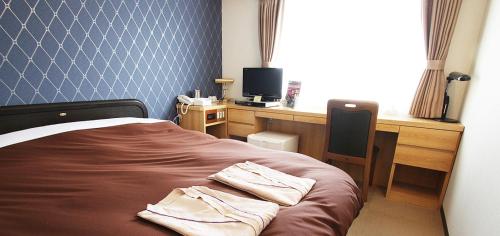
<box><xmin>0</xmin><ymin>119</ymin><xmax>362</xmax><ymax>235</ymax></box>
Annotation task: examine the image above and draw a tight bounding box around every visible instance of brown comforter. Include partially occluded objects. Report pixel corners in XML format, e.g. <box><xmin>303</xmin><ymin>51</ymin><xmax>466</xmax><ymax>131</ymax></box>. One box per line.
<box><xmin>0</xmin><ymin>122</ymin><xmax>362</xmax><ymax>236</ymax></box>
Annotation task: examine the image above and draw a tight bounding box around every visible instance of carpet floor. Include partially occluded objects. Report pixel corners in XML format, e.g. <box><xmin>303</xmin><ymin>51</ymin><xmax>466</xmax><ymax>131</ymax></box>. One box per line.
<box><xmin>347</xmin><ymin>187</ymin><xmax>444</xmax><ymax>236</ymax></box>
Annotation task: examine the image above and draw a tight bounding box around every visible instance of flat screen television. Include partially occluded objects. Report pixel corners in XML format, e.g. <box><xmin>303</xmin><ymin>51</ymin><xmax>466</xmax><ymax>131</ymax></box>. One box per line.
<box><xmin>243</xmin><ymin>68</ymin><xmax>283</xmax><ymax>101</ymax></box>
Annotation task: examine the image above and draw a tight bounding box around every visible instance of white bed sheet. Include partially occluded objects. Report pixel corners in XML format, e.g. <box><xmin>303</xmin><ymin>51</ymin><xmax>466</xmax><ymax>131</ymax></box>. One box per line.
<box><xmin>0</xmin><ymin>118</ymin><xmax>167</xmax><ymax>148</ymax></box>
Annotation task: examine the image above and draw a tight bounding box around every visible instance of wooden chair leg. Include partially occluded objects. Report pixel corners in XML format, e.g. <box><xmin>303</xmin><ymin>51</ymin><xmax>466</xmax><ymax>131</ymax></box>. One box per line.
<box><xmin>362</xmin><ymin>167</ymin><xmax>370</xmax><ymax>202</ymax></box>
<box><xmin>369</xmin><ymin>146</ymin><xmax>380</xmax><ymax>186</ymax></box>
<box><xmin>361</xmin><ymin>146</ymin><xmax>380</xmax><ymax>202</ymax></box>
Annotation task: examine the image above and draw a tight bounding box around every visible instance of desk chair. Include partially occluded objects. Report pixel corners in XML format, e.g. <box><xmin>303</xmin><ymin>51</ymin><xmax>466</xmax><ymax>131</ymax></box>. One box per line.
<box><xmin>323</xmin><ymin>99</ymin><xmax>378</xmax><ymax>202</ymax></box>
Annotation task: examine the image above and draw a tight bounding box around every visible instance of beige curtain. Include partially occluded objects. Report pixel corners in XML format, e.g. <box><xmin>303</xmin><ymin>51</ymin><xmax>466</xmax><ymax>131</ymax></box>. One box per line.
<box><xmin>409</xmin><ymin>0</ymin><xmax>463</xmax><ymax>118</ymax></box>
<box><xmin>259</xmin><ymin>0</ymin><xmax>284</xmax><ymax>68</ymax></box>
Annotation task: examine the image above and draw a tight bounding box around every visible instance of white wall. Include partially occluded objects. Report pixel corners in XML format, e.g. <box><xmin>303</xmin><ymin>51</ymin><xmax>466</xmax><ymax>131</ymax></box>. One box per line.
<box><xmin>447</xmin><ymin>0</ymin><xmax>489</xmax><ymax>73</ymax></box>
<box><xmin>222</xmin><ymin>0</ymin><xmax>261</xmax><ymax>99</ymax></box>
<box><xmin>443</xmin><ymin>0</ymin><xmax>500</xmax><ymax>235</ymax></box>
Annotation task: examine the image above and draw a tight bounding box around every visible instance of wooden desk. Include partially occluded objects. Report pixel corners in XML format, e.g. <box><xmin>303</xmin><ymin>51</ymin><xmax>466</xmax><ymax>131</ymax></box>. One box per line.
<box><xmin>226</xmin><ymin>103</ymin><xmax>464</xmax><ymax>208</ymax></box>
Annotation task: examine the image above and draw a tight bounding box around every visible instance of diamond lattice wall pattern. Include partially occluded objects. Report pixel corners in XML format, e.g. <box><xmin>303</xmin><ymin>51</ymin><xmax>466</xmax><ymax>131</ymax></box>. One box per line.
<box><xmin>0</xmin><ymin>0</ymin><xmax>222</xmax><ymax>119</ymax></box>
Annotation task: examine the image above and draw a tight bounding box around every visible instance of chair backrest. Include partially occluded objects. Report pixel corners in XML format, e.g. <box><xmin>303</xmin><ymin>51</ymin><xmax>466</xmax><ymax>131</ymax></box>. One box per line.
<box><xmin>323</xmin><ymin>99</ymin><xmax>378</xmax><ymax>166</ymax></box>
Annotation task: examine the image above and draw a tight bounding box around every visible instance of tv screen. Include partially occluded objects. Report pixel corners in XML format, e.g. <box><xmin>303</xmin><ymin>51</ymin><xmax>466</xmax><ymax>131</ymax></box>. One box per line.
<box><xmin>243</xmin><ymin>68</ymin><xmax>283</xmax><ymax>100</ymax></box>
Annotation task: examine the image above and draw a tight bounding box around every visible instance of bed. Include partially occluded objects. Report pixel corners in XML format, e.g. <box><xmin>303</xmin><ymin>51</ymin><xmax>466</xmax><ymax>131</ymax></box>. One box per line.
<box><xmin>0</xmin><ymin>99</ymin><xmax>363</xmax><ymax>236</ymax></box>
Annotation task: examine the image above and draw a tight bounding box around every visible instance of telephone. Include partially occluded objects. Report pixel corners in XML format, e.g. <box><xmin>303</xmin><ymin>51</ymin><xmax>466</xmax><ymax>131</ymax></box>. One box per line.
<box><xmin>177</xmin><ymin>95</ymin><xmax>212</xmax><ymax>106</ymax></box>
<box><xmin>177</xmin><ymin>95</ymin><xmax>212</xmax><ymax>116</ymax></box>
<box><xmin>177</xmin><ymin>95</ymin><xmax>194</xmax><ymax>105</ymax></box>
<box><xmin>177</xmin><ymin>95</ymin><xmax>194</xmax><ymax>116</ymax></box>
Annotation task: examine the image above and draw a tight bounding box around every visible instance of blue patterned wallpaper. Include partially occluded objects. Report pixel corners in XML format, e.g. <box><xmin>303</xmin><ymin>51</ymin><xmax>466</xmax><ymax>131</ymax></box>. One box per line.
<box><xmin>0</xmin><ymin>0</ymin><xmax>221</xmax><ymax>119</ymax></box>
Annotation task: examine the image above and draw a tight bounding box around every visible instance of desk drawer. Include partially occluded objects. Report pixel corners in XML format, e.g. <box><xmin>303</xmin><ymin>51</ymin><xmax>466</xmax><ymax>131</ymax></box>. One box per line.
<box><xmin>228</xmin><ymin>109</ymin><xmax>255</xmax><ymax>125</ymax></box>
<box><xmin>376</xmin><ymin>124</ymin><xmax>400</xmax><ymax>133</ymax></box>
<box><xmin>398</xmin><ymin>127</ymin><xmax>460</xmax><ymax>151</ymax></box>
<box><xmin>228</xmin><ymin>122</ymin><xmax>255</xmax><ymax>137</ymax></box>
<box><xmin>394</xmin><ymin>145</ymin><xmax>454</xmax><ymax>172</ymax></box>
<box><xmin>255</xmin><ymin>111</ymin><xmax>293</xmax><ymax>121</ymax></box>
<box><xmin>294</xmin><ymin>115</ymin><xmax>327</xmax><ymax>124</ymax></box>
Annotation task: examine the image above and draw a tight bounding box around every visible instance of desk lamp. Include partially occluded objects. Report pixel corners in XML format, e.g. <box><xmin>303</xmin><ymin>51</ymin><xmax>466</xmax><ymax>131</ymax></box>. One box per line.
<box><xmin>215</xmin><ymin>78</ymin><xmax>234</xmax><ymax>102</ymax></box>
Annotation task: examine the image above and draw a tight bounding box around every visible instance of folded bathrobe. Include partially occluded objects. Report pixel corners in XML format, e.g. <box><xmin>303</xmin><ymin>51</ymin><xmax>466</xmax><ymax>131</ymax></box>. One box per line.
<box><xmin>137</xmin><ymin>186</ymin><xmax>279</xmax><ymax>236</ymax></box>
<box><xmin>209</xmin><ymin>161</ymin><xmax>316</xmax><ymax>206</ymax></box>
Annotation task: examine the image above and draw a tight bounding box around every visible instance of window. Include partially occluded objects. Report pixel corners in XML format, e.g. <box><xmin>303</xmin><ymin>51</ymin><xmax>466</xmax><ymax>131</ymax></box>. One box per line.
<box><xmin>276</xmin><ymin>0</ymin><xmax>425</xmax><ymax>115</ymax></box>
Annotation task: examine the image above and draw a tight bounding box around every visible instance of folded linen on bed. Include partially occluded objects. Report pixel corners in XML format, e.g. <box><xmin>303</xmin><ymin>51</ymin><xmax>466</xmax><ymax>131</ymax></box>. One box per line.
<box><xmin>208</xmin><ymin>161</ymin><xmax>316</xmax><ymax>206</ymax></box>
<box><xmin>137</xmin><ymin>186</ymin><xmax>279</xmax><ymax>236</ymax></box>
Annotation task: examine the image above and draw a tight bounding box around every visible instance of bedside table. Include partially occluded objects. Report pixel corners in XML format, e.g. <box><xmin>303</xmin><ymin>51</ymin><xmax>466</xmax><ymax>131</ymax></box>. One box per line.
<box><xmin>176</xmin><ymin>103</ymin><xmax>227</xmax><ymax>138</ymax></box>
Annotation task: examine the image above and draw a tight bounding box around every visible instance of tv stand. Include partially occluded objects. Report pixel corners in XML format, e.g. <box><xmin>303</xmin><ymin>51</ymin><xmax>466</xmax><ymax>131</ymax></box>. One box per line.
<box><xmin>234</xmin><ymin>100</ymin><xmax>281</xmax><ymax>108</ymax></box>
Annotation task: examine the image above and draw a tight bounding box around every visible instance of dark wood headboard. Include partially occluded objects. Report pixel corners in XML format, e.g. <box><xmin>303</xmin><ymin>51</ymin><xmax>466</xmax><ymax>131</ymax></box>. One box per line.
<box><xmin>0</xmin><ymin>99</ymin><xmax>148</xmax><ymax>135</ymax></box>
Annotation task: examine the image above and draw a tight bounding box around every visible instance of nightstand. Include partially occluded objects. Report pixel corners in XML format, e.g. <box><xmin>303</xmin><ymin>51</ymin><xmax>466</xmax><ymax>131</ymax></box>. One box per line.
<box><xmin>176</xmin><ymin>103</ymin><xmax>228</xmax><ymax>138</ymax></box>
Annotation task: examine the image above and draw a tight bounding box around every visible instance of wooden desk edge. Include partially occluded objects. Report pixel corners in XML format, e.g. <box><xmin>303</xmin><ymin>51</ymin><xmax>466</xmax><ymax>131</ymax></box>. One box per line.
<box><xmin>176</xmin><ymin>103</ymin><xmax>227</xmax><ymax>111</ymax></box>
<box><xmin>227</xmin><ymin>103</ymin><xmax>464</xmax><ymax>132</ymax></box>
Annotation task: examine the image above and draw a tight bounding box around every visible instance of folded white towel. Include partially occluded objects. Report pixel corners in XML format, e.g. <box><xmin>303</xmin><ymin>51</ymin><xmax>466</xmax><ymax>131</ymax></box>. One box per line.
<box><xmin>208</xmin><ymin>161</ymin><xmax>316</xmax><ymax>206</ymax></box>
<box><xmin>137</xmin><ymin>186</ymin><xmax>279</xmax><ymax>236</ymax></box>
